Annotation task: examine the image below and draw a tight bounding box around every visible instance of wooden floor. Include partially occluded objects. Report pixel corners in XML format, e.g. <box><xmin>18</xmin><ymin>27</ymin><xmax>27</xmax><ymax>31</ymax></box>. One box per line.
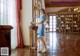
<box><xmin>11</xmin><ymin>32</ymin><xmax>80</xmax><ymax>56</ymax></box>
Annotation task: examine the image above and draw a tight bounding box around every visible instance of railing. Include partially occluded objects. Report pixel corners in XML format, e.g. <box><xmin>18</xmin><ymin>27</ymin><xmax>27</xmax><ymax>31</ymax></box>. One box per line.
<box><xmin>29</xmin><ymin>23</ymin><xmax>38</xmax><ymax>50</ymax></box>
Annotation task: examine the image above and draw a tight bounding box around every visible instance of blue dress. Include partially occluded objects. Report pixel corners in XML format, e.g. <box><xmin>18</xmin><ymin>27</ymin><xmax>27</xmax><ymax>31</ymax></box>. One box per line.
<box><xmin>37</xmin><ymin>14</ymin><xmax>45</xmax><ymax>37</ymax></box>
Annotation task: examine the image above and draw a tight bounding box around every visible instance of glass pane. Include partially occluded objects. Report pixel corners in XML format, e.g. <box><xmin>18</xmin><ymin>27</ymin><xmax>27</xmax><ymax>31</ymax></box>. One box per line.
<box><xmin>1</xmin><ymin>2</ymin><xmax>3</xmax><ymax>13</ymax></box>
<box><xmin>3</xmin><ymin>4</ymin><xmax>7</xmax><ymax>14</ymax></box>
<box><xmin>50</xmin><ymin>16</ymin><xmax>52</xmax><ymax>19</ymax></box>
<box><xmin>53</xmin><ymin>16</ymin><xmax>56</xmax><ymax>31</ymax></box>
<box><xmin>3</xmin><ymin>0</ymin><xmax>6</xmax><ymax>3</ymax></box>
<box><xmin>53</xmin><ymin>16</ymin><xmax>56</xmax><ymax>21</ymax></box>
<box><xmin>0</xmin><ymin>0</ymin><xmax>1</xmax><ymax>24</ymax></box>
<box><xmin>0</xmin><ymin>0</ymin><xmax>7</xmax><ymax>3</ymax></box>
<box><xmin>0</xmin><ymin>0</ymin><xmax>3</xmax><ymax>2</ymax></box>
<box><xmin>1</xmin><ymin>13</ymin><xmax>3</xmax><ymax>24</ymax></box>
<box><xmin>52</xmin><ymin>25</ymin><xmax>56</xmax><ymax>27</ymax></box>
<box><xmin>50</xmin><ymin>22</ymin><xmax>52</xmax><ymax>25</ymax></box>
<box><xmin>50</xmin><ymin>28</ymin><xmax>52</xmax><ymax>31</ymax></box>
<box><xmin>49</xmin><ymin>18</ymin><xmax>52</xmax><ymax>22</ymax></box>
<box><xmin>50</xmin><ymin>25</ymin><xmax>52</xmax><ymax>28</ymax></box>
<box><xmin>53</xmin><ymin>28</ymin><xmax>56</xmax><ymax>31</ymax></box>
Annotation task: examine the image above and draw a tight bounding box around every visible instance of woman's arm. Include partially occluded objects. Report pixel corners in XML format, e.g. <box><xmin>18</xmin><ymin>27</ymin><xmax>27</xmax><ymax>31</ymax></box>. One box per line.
<box><xmin>32</xmin><ymin>20</ymin><xmax>44</xmax><ymax>25</ymax></box>
<box><xmin>37</xmin><ymin>20</ymin><xmax>44</xmax><ymax>24</ymax></box>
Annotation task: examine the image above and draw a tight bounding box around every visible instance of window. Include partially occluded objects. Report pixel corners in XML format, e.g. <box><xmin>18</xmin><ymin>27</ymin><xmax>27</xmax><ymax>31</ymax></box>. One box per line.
<box><xmin>0</xmin><ymin>0</ymin><xmax>17</xmax><ymax>49</ymax></box>
<box><xmin>49</xmin><ymin>15</ymin><xmax>57</xmax><ymax>31</ymax></box>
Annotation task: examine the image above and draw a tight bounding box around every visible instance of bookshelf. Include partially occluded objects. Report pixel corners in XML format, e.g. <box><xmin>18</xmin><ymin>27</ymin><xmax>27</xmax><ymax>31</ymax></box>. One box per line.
<box><xmin>56</xmin><ymin>13</ymin><xmax>80</xmax><ymax>33</ymax></box>
<box><xmin>78</xmin><ymin>14</ymin><xmax>80</xmax><ymax>32</ymax></box>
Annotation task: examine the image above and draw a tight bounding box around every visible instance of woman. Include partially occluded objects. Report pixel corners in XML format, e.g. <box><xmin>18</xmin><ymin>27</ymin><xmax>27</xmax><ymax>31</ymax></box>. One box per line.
<box><xmin>32</xmin><ymin>9</ymin><xmax>47</xmax><ymax>53</ymax></box>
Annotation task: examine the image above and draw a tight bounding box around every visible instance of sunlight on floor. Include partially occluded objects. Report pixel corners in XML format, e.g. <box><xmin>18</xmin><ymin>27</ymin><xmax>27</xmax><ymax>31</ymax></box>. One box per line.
<box><xmin>49</xmin><ymin>32</ymin><xmax>57</xmax><ymax>52</ymax></box>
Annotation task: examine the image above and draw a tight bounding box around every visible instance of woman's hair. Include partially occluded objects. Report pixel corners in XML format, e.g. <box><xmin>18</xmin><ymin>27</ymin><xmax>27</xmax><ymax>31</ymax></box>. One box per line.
<box><xmin>40</xmin><ymin>9</ymin><xmax>46</xmax><ymax>14</ymax></box>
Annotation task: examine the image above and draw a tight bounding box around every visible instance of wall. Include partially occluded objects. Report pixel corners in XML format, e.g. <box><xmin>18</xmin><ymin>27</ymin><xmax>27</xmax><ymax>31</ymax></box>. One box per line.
<box><xmin>41</xmin><ymin>0</ymin><xmax>45</xmax><ymax>9</ymax></box>
<box><xmin>21</xmin><ymin>0</ymin><xmax>32</xmax><ymax>46</ymax></box>
<box><xmin>21</xmin><ymin>0</ymin><xmax>45</xmax><ymax>46</ymax></box>
<box><xmin>46</xmin><ymin>7</ymin><xmax>68</xmax><ymax>13</ymax></box>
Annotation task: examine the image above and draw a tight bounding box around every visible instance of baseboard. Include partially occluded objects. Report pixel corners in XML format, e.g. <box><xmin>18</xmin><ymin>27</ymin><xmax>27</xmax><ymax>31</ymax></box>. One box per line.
<box><xmin>24</xmin><ymin>45</ymin><xmax>30</xmax><ymax>49</ymax></box>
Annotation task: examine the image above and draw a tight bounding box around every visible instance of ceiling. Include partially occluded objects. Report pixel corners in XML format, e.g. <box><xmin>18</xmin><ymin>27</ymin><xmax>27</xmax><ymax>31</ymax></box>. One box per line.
<box><xmin>46</xmin><ymin>7</ymin><xmax>68</xmax><ymax>13</ymax></box>
<box><xmin>45</xmin><ymin>0</ymin><xmax>80</xmax><ymax>7</ymax></box>
<box><xmin>44</xmin><ymin>0</ymin><xmax>80</xmax><ymax>13</ymax></box>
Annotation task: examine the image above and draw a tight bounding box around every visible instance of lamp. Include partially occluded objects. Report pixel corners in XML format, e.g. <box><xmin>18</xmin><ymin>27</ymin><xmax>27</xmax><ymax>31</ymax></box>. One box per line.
<box><xmin>74</xmin><ymin>8</ymin><xmax>80</xmax><ymax>12</ymax></box>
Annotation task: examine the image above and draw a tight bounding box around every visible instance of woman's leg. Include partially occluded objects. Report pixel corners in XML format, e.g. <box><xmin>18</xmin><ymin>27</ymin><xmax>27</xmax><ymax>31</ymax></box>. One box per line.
<box><xmin>40</xmin><ymin>37</ymin><xmax>47</xmax><ymax>49</ymax></box>
<box><xmin>38</xmin><ymin>37</ymin><xmax>47</xmax><ymax>53</ymax></box>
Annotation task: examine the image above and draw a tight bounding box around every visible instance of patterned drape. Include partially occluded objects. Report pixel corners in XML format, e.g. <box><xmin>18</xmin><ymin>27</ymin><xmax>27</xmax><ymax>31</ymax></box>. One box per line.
<box><xmin>16</xmin><ymin>0</ymin><xmax>24</xmax><ymax>48</ymax></box>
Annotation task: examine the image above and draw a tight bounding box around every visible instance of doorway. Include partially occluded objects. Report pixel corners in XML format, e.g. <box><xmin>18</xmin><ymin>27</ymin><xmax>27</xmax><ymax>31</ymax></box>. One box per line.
<box><xmin>49</xmin><ymin>15</ymin><xmax>57</xmax><ymax>32</ymax></box>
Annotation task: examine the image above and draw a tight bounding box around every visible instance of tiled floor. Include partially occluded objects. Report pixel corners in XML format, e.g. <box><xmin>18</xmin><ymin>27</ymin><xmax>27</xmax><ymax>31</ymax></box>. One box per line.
<box><xmin>11</xmin><ymin>32</ymin><xmax>80</xmax><ymax>56</ymax></box>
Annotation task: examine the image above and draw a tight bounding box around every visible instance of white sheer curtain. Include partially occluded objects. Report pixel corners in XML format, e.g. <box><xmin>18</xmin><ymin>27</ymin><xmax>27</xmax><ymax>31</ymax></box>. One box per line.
<box><xmin>0</xmin><ymin>0</ymin><xmax>17</xmax><ymax>49</ymax></box>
